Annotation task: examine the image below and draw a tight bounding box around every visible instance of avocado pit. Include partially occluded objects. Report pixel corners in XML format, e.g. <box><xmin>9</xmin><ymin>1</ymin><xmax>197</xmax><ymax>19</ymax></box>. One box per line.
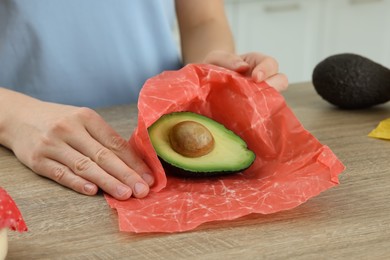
<box><xmin>169</xmin><ymin>121</ymin><xmax>214</xmax><ymax>157</ymax></box>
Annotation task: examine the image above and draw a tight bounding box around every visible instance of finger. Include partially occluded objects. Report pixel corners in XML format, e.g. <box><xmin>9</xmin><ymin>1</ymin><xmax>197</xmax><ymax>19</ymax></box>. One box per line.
<box><xmin>66</xmin><ymin>130</ymin><xmax>153</xmax><ymax>191</ymax></box>
<box><xmin>32</xmin><ymin>158</ymin><xmax>99</xmax><ymax>196</ymax></box>
<box><xmin>75</xmin><ymin>108</ymin><xmax>154</xmax><ymax>186</ymax></box>
<box><xmin>252</xmin><ymin>57</ymin><xmax>279</xmax><ymax>82</ymax></box>
<box><xmin>241</xmin><ymin>53</ymin><xmax>279</xmax><ymax>82</ymax></box>
<box><xmin>265</xmin><ymin>73</ymin><xmax>289</xmax><ymax>92</ymax></box>
<box><xmin>48</xmin><ymin>143</ymin><xmax>149</xmax><ymax>200</ymax></box>
<box><xmin>100</xmin><ymin>134</ymin><xmax>154</xmax><ymax>186</ymax></box>
<box><xmin>204</xmin><ymin>50</ymin><xmax>250</xmax><ymax>72</ymax></box>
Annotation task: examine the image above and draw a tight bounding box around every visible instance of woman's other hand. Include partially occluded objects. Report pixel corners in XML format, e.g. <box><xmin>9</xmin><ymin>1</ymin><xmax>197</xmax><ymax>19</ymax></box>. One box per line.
<box><xmin>204</xmin><ymin>50</ymin><xmax>289</xmax><ymax>92</ymax></box>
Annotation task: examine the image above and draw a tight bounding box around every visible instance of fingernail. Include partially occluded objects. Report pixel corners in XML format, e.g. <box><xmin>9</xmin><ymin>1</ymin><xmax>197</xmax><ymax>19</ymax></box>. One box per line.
<box><xmin>234</xmin><ymin>61</ymin><xmax>249</xmax><ymax>68</ymax></box>
<box><xmin>256</xmin><ymin>71</ymin><xmax>265</xmax><ymax>82</ymax></box>
<box><xmin>142</xmin><ymin>173</ymin><xmax>154</xmax><ymax>186</ymax></box>
<box><xmin>116</xmin><ymin>185</ymin><xmax>131</xmax><ymax>197</ymax></box>
<box><xmin>84</xmin><ymin>183</ymin><xmax>96</xmax><ymax>194</ymax></box>
<box><xmin>134</xmin><ymin>182</ymin><xmax>148</xmax><ymax>195</ymax></box>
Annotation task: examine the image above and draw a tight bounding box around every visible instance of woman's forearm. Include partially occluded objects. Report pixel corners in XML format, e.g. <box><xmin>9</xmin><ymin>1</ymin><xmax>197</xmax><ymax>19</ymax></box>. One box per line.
<box><xmin>0</xmin><ymin>87</ymin><xmax>41</xmax><ymax>148</ymax></box>
<box><xmin>175</xmin><ymin>0</ymin><xmax>235</xmax><ymax>64</ymax></box>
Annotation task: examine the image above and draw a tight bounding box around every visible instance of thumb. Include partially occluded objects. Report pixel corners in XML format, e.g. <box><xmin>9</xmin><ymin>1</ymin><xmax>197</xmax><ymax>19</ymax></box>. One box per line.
<box><xmin>203</xmin><ymin>50</ymin><xmax>250</xmax><ymax>72</ymax></box>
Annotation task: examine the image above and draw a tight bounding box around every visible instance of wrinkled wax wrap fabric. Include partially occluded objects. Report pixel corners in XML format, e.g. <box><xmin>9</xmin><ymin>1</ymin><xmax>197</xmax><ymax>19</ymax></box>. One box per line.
<box><xmin>105</xmin><ymin>64</ymin><xmax>345</xmax><ymax>233</ymax></box>
<box><xmin>368</xmin><ymin>118</ymin><xmax>390</xmax><ymax>140</ymax></box>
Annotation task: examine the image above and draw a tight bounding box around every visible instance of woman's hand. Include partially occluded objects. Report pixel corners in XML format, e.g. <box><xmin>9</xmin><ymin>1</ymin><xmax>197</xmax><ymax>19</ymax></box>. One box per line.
<box><xmin>0</xmin><ymin>90</ymin><xmax>153</xmax><ymax>200</ymax></box>
<box><xmin>175</xmin><ymin>1</ymin><xmax>287</xmax><ymax>90</ymax></box>
<box><xmin>203</xmin><ymin>50</ymin><xmax>289</xmax><ymax>92</ymax></box>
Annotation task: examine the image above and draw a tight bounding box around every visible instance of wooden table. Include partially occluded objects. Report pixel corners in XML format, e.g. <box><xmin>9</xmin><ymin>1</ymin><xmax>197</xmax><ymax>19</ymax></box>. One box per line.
<box><xmin>2</xmin><ymin>82</ymin><xmax>390</xmax><ymax>259</ymax></box>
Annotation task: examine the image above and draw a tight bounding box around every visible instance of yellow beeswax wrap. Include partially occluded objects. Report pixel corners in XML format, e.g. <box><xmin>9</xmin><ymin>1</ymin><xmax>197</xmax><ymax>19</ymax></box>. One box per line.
<box><xmin>368</xmin><ymin>118</ymin><xmax>390</xmax><ymax>140</ymax></box>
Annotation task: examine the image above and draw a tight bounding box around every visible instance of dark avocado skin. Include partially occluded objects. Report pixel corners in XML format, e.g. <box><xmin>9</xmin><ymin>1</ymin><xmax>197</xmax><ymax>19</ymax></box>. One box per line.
<box><xmin>158</xmin><ymin>156</ymin><xmax>254</xmax><ymax>178</ymax></box>
<box><xmin>312</xmin><ymin>53</ymin><xmax>390</xmax><ymax>109</ymax></box>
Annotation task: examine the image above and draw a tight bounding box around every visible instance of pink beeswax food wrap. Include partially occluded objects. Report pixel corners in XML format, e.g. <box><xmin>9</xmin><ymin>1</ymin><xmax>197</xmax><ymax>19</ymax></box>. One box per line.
<box><xmin>105</xmin><ymin>64</ymin><xmax>345</xmax><ymax>233</ymax></box>
<box><xmin>0</xmin><ymin>187</ymin><xmax>28</xmax><ymax>232</ymax></box>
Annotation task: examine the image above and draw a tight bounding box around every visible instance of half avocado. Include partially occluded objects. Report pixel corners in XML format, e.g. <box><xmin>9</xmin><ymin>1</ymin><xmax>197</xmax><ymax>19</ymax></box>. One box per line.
<box><xmin>148</xmin><ymin>111</ymin><xmax>256</xmax><ymax>177</ymax></box>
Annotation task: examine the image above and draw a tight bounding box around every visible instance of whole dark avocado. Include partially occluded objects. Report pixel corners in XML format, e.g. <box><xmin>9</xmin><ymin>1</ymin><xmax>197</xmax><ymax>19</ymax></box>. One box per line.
<box><xmin>312</xmin><ymin>53</ymin><xmax>390</xmax><ymax>109</ymax></box>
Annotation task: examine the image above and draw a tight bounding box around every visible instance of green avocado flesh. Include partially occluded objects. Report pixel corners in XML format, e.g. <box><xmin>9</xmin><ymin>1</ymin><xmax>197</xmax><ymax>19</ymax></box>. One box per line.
<box><xmin>148</xmin><ymin>112</ymin><xmax>256</xmax><ymax>177</ymax></box>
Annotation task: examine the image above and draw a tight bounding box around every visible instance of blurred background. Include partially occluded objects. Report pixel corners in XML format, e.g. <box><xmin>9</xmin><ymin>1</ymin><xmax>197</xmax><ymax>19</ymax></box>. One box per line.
<box><xmin>224</xmin><ymin>0</ymin><xmax>390</xmax><ymax>84</ymax></box>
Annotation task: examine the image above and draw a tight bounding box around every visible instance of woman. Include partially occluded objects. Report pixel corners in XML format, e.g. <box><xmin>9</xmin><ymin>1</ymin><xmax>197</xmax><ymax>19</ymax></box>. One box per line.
<box><xmin>0</xmin><ymin>0</ymin><xmax>288</xmax><ymax>200</ymax></box>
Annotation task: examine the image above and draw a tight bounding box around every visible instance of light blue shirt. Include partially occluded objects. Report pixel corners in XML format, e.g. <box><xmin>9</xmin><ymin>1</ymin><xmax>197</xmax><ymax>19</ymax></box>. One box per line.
<box><xmin>0</xmin><ymin>0</ymin><xmax>182</xmax><ymax>107</ymax></box>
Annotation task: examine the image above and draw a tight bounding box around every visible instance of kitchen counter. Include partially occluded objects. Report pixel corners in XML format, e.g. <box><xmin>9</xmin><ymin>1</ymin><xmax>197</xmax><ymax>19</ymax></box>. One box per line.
<box><xmin>1</xmin><ymin>82</ymin><xmax>390</xmax><ymax>259</ymax></box>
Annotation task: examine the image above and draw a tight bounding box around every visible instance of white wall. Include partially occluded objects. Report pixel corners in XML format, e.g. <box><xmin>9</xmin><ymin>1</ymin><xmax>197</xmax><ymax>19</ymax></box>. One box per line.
<box><xmin>225</xmin><ymin>0</ymin><xmax>390</xmax><ymax>83</ymax></box>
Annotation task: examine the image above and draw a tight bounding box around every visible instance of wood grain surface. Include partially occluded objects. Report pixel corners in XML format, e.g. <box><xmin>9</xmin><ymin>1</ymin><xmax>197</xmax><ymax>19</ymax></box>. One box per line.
<box><xmin>1</xmin><ymin>82</ymin><xmax>390</xmax><ymax>260</ymax></box>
